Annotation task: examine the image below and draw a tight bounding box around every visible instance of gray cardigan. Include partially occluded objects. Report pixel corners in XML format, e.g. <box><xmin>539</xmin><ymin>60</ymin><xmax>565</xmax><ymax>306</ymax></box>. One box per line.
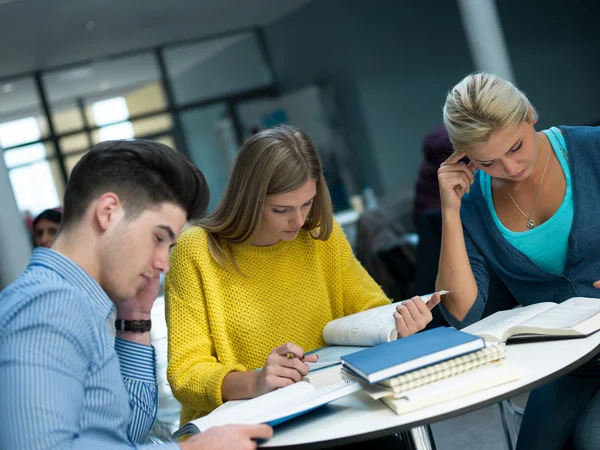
<box><xmin>441</xmin><ymin>126</ymin><xmax>600</xmax><ymax>328</ymax></box>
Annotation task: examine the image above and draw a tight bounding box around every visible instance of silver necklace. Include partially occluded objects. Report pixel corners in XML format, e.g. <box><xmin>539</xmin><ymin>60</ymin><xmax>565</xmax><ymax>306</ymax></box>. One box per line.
<box><xmin>500</xmin><ymin>134</ymin><xmax>550</xmax><ymax>229</ymax></box>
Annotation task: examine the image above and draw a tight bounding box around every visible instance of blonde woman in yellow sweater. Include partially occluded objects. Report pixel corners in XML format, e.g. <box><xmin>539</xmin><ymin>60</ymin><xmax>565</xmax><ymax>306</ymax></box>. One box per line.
<box><xmin>165</xmin><ymin>125</ymin><xmax>441</xmax><ymax>425</ymax></box>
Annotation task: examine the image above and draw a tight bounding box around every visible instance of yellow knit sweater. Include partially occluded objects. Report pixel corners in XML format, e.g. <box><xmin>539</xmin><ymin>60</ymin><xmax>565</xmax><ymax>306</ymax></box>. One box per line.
<box><xmin>165</xmin><ymin>221</ymin><xmax>390</xmax><ymax>425</ymax></box>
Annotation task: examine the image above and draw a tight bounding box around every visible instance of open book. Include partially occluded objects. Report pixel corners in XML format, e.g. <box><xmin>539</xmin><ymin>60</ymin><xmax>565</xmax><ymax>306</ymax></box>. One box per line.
<box><xmin>462</xmin><ymin>297</ymin><xmax>600</xmax><ymax>343</ymax></box>
<box><xmin>173</xmin><ymin>380</ymin><xmax>360</xmax><ymax>439</ymax></box>
<box><xmin>322</xmin><ymin>291</ymin><xmax>448</xmax><ymax>347</ymax></box>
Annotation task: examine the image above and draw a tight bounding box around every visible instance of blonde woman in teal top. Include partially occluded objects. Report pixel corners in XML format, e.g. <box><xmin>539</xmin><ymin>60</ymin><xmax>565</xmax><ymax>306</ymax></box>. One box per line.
<box><xmin>482</xmin><ymin>126</ymin><xmax>573</xmax><ymax>275</ymax></box>
<box><xmin>436</xmin><ymin>73</ymin><xmax>600</xmax><ymax>450</ymax></box>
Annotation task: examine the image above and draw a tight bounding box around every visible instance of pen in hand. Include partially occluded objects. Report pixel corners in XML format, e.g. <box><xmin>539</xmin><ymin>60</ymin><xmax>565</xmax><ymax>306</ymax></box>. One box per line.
<box><xmin>285</xmin><ymin>352</ymin><xmax>304</xmax><ymax>361</ymax></box>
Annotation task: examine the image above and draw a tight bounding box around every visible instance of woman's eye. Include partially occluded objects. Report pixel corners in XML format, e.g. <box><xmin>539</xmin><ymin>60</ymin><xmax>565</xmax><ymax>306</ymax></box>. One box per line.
<box><xmin>272</xmin><ymin>209</ymin><xmax>287</xmax><ymax>214</ymax></box>
<box><xmin>510</xmin><ymin>143</ymin><xmax>523</xmax><ymax>154</ymax></box>
<box><xmin>481</xmin><ymin>161</ymin><xmax>495</xmax><ymax>168</ymax></box>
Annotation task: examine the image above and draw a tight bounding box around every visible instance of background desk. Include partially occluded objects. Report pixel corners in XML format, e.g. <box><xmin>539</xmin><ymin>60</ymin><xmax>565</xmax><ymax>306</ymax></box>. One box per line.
<box><xmin>262</xmin><ymin>333</ymin><xmax>600</xmax><ymax>449</ymax></box>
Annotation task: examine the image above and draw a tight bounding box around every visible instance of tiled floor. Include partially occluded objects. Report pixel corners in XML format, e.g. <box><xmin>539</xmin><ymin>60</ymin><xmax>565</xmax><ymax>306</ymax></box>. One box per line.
<box><xmin>429</xmin><ymin>393</ymin><xmax>528</xmax><ymax>450</ymax></box>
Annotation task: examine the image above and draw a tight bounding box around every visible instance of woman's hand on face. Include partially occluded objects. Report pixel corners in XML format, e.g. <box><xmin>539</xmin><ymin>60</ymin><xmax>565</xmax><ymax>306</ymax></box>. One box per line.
<box><xmin>394</xmin><ymin>293</ymin><xmax>441</xmax><ymax>338</ymax></box>
<box><xmin>437</xmin><ymin>152</ymin><xmax>477</xmax><ymax>210</ymax></box>
<box><xmin>252</xmin><ymin>343</ymin><xmax>318</xmax><ymax>397</ymax></box>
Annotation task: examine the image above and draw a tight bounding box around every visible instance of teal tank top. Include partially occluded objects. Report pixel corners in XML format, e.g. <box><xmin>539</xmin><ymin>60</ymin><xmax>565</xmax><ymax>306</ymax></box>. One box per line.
<box><xmin>481</xmin><ymin>127</ymin><xmax>573</xmax><ymax>275</ymax></box>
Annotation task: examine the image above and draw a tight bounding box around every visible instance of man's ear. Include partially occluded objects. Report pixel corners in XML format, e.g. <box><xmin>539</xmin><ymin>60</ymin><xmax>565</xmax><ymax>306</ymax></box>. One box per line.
<box><xmin>94</xmin><ymin>193</ymin><xmax>123</xmax><ymax>232</ymax></box>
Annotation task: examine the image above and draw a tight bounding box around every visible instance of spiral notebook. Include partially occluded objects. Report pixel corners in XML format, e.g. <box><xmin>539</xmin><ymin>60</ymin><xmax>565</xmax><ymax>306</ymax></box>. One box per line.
<box><xmin>378</xmin><ymin>343</ymin><xmax>506</xmax><ymax>392</ymax></box>
<box><xmin>342</xmin><ymin>343</ymin><xmax>506</xmax><ymax>398</ymax></box>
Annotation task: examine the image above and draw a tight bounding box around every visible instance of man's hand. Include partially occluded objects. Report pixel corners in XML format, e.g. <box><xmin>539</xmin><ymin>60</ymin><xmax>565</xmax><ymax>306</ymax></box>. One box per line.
<box><xmin>116</xmin><ymin>274</ymin><xmax>161</xmax><ymax>320</ymax></box>
<box><xmin>115</xmin><ymin>274</ymin><xmax>161</xmax><ymax>345</ymax></box>
<box><xmin>179</xmin><ymin>424</ymin><xmax>273</xmax><ymax>450</ymax></box>
<box><xmin>394</xmin><ymin>293</ymin><xmax>441</xmax><ymax>338</ymax></box>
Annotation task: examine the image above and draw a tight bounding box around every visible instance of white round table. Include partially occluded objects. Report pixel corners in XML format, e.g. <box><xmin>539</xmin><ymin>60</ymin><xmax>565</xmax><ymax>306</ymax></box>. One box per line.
<box><xmin>261</xmin><ymin>333</ymin><xmax>600</xmax><ymax>449</ymax></box>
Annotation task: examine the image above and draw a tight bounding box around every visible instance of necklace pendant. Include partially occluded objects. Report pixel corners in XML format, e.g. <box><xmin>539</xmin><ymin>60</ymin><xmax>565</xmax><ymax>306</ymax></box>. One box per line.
<box><xmin>527</xmin><ymin>219</ymin><xmax>535</xmax><ymax>229</ymax></box>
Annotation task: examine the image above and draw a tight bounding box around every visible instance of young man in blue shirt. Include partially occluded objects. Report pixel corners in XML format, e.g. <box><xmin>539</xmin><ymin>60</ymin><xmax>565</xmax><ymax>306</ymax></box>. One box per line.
<box><xmin>0</xmin><ymin>140</ymin><xmax>272</xmax><ymax>450</ymax></box>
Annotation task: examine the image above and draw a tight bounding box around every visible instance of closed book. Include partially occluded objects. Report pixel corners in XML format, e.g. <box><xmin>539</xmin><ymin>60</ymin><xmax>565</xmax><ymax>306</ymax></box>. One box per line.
<box><xmin>381</xmin><ymin>363</ymin><xmax>520</xmax><ymax>415</ymax></box>
<box><xmin>340</xmin><ymin>327</ymin><xmax>485</xmax><ymax>384</ymax></box>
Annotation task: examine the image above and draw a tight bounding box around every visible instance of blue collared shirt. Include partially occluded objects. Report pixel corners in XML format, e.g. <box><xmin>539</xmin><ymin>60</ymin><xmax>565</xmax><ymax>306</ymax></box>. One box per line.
<box><xmin>0</xmin><ymin>248</ymin><xmax>178</xmax><ymax>449</ymax></box>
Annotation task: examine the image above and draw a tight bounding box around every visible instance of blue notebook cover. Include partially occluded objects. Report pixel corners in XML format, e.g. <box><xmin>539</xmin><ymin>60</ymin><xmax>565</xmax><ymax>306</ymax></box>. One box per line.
<box><xmin>340</xmin><ymin>327</ymin><xmax>485</xmax><ymax>383</ymax></box>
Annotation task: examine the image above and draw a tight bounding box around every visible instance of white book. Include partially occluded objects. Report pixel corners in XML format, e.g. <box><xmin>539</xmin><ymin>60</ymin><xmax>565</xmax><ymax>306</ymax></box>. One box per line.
<box><xmin>173</xmin><ymin>381</ymin><xmax>360</xmax><ymax>439</ymax></box>
<box><xmin>322</xmin><ymin>291</ymin><xmax>449</xmax><ymax>346</ymax></box>
<box><xmin>462</xmin><ymin>297</ymin><xmax>600</xmax><ymax>343</ymax></box>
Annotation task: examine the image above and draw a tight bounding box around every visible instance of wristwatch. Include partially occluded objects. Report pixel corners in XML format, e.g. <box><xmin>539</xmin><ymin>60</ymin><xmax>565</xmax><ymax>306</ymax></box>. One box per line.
<box><xmin>115</xmin><ymin>319</ymin><xmax>152</xmax><ymax>332</ymax></box>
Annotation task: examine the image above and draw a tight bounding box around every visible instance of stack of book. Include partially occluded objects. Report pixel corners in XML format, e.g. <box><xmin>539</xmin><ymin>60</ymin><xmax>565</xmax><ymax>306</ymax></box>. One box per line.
<box><xmin>339</xmin><ymin>327</ymin><xmax>520</xmax><ymax>415</ymax></box>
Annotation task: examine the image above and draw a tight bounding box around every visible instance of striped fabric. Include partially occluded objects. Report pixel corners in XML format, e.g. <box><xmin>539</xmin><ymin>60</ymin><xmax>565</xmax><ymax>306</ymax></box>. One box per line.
<box><xmin>0</xmin><ymin>248</ymin><xmax>178</xmax><ymax>449</ymax></box>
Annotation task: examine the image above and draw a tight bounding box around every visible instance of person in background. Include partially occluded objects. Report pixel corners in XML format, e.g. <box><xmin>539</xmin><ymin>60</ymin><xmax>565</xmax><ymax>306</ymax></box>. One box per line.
<box><xmin>0</xmin><ymin>139</ymin><xmax>272</xmax><ymax>450</ymax></box>
<box><xmin>32</xmin><ymin>208</ymin><xmax>62</xmax><ymax>248</ymax></box>
<box><xmin>436</xmin><ymin>72</ymin><xmax>600</xmax><ymax>450</ymax></box>
<box><xmin>165</xmin><ymin>125</ymin><xmax>440</xmax><ymax>434</ymax></box>
<box><xmin>413</xmin><ymin>125</ymin><xmax>454</xmax><ymax>226</ymax></box>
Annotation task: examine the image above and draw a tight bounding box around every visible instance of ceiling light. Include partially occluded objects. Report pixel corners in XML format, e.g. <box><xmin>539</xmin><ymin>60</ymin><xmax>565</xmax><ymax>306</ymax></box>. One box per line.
<box><xmin>85</xmin><ymin>21</ymin><xmax>95</xmax><ymax>31</ymax></box>
<box><xmin>99</xmin><ymin>81</ymin><xmax>111</xmax><ymax>91</ymax></box>
<box><xmin>2</xmin><ymin>83</ymin><xmax>14</xmax><ymax>93</ymax></box>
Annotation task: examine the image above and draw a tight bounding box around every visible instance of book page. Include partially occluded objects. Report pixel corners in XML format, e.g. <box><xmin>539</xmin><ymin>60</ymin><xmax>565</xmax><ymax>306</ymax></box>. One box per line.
<box><xmin>462</xmin><ymin>303</ymin><xmax>556</xmax><ymax>342</ymax></box>
<box><xmin>303</xmin><ymin>365</ymin><xmax>345</xmax><ymax>389</ymax></box>
<box><xmin>189</xmin><ymin>382</ymin><xmax>315</xmax><ymax>432</ymax></box>
<box><xmin>250</xmin><ymin>381</ymin><xmax>361</xmax><ymax>426</ymax></box>
<box><xmin>516</xmin><ymin>297</ymin><xmax>600</xmax><ymax>335</ymax></box>
<box><xmin>322</xmin><ymin>303</ymin><xmax>398</xmax><ymax>346</ymax></box>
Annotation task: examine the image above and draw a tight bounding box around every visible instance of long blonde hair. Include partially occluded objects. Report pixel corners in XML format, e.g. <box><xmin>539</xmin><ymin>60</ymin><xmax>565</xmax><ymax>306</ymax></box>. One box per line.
<box><xmin>198</xmin><ymin>125</ymin><xmax>333</xmax><ymax>269</ymax></box>
<box><xmin>443</xmin><ymin>72</ymin><xmax>538</xmax><ymax>153</ymax></box>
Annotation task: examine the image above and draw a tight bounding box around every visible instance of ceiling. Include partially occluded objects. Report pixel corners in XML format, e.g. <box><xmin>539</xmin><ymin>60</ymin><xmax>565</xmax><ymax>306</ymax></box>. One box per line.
<box><xmin>0</xmin><ymin>0</ymin><xmax>313</xmax><ymax>79</ymax></box>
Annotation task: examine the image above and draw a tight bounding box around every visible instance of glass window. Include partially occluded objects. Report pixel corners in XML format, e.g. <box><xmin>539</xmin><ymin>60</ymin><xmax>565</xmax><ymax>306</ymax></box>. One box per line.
<box><xmin>90</xmin><ymin>114</ymin><xmax>172</xmax><ymax>144</ymax></box>
<box><xmin>0</xmin><ymin>77</ymin><xmax>49</xmax><ymax>142</ymax></box>
<box><xmin>65</xmin><ymin>153</ymin><xmax>85</xmax><ymax>177</ymax></box>
<box><xmin>8</xmin><ymin>159</ymin><xmax>62</xmax><ymax>215</ymax></box>
<box><xmin>164</xmin><ymin>32</ymin><xmax>272</xmax><ymax>105</ymax></box>
<box><xmin>154</xmin><ymin>134</ymin><xmax>176</xmax><ymax>150</ymax></box>
<box><xmin>180</xmin><ymin>104</ymin><xmax>236</xmax><ymax>212</ymax></box>
<box><xmin>3</xmin><ymin>142</ymin><xmax>55</xmax><ymax>168</ymax></box>
<box><xmin>96</xmin><ymin>122</ymin><xmax>135</xmax><ymax>141</ymax></box>
<box><xmin>0</xmin><ymin>117</ymin><xmax>42</xmax><ymax>149</ymax></box>
<box><xmin>59</xmin><ymin>133</ymin><xmax>90</xmax><ymax>154</ymax></box>
<box><xmin>43</xmin><ymin>53</ymin><xmax>167</xmax><ymax>129</ymax></box>
<box><xmin>52</xmin><ymin>103</ymin><xmax>85</xmax><ymax>134</ymax></box>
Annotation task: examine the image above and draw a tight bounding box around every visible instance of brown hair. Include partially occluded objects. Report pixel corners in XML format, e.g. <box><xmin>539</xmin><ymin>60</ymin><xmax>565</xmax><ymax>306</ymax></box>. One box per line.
<box><xmin>198</xmin><ymin>125</ymin><xmax>333</xmax><ymax>269</ymax></box>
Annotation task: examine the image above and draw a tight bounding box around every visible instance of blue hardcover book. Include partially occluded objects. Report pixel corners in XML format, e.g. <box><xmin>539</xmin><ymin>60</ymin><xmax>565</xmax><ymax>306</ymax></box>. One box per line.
<box><xmin>340</xmin><ymin>327</ymin><xmax>485</xmax><ymax>383</ymax></box>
